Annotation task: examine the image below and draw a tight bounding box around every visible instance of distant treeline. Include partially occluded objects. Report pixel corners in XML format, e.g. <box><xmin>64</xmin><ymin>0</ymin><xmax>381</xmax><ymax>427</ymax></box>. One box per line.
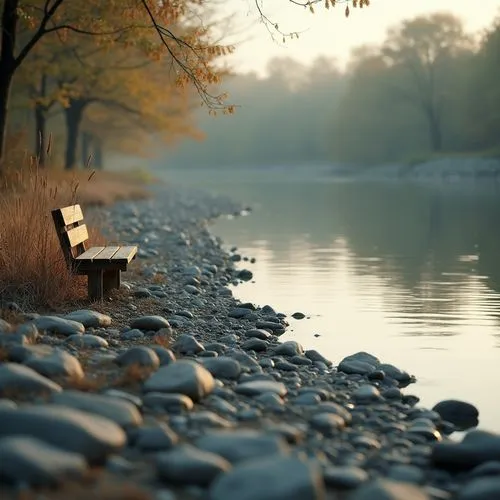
<box><xmin>160</xmin><ymin>12</ymin><xmax>500</xmax><ymax>168</ymax></box>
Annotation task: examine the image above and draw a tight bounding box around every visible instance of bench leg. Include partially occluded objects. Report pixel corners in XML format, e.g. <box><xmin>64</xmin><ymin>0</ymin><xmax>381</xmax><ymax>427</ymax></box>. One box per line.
<box><xmin>103</xmin><ymin>269</ymin><xmax>120</xmax><ymax>294</ymax></box>
<box><xmin>88</xmin><ymin>270</ymin><xmax>104</xmax><ymax>301</ymax></box>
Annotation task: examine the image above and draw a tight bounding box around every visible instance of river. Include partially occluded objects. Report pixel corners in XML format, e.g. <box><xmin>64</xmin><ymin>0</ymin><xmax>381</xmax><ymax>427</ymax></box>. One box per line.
<box><xmin>164</xmin><ymin>167</ymin><xmax>500</xmax><ymax>432</ymax></box>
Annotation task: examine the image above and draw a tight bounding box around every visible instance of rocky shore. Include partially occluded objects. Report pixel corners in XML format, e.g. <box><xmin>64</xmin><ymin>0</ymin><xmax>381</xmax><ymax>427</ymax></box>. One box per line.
<box><xmin>0</xmin><ymin>185</ymin><xmax>498</xmax><ymax>500</ymax></box>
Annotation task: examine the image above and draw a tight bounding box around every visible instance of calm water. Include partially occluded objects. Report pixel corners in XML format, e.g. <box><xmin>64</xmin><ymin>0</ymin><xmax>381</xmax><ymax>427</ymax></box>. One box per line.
<box><xmin>166</xmin><ymin>168</ymin><xmax>500</xmax><ymax>432</ymax></box>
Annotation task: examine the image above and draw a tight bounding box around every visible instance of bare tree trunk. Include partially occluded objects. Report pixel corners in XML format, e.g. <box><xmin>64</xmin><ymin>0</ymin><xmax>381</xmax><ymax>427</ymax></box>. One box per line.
<box><xmin>0</xmin><ymin>0</ymin><xmax>19</xmax><ymax>168</ymax></box>
<box><xmin>64</xmin><ymin>100</ymin><xmax>86</xmax><ymax>170</ymax></box>
<box><xmin>0</xmin><ymin>69</ymin><xmax>13</xmax><ymax>166</ymax></box>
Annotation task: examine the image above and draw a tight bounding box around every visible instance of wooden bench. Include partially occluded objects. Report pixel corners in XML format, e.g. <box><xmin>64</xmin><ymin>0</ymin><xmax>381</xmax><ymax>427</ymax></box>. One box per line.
<box><xmin>52</xmin><ymin>204</ymin><xmax>138</xmax><ymax>301</ymax></box>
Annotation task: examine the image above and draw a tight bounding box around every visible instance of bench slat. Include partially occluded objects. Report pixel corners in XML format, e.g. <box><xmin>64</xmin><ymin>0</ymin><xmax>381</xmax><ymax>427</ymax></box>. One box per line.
<box><xmin>111</xmin><ymin>246</ymin><xmax>138</xmax><ymax>263</ymax></box>
<box><xmin>65</xmin><ymin>224</ymin><xmax>89</xmax><ymax>248</ymax></box>
<box><xmin>56</xmin><ymin>205</ymin><xmax>84</xmax><ymax>226</ymax></box>
<box><xmin>93</xmin><ymin>246</ymin><xmax>120</xmax><ymax>260</ymax></box>
<box><xmin>75</xmin><ymin>247</ymin><xmax>106</xmax><ymax>261</ymax></box>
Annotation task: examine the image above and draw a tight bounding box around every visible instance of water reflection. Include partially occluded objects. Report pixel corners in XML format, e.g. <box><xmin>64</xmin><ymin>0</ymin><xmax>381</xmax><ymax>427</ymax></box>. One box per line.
<box><xmin>166</xmin><ymin>169</ymin><xmax>500</xmax><ymax>432</ymax></box>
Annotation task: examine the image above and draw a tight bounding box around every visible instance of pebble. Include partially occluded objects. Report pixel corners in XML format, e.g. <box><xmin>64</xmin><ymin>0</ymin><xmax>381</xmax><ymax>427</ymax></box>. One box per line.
<box><xmin>0</xmin><ymin>435</ymin><xmax>87</xmax><ymax>486</ymax></box>
<box><xmin>50</xmin><ymin>390</ymin><xmax>143</xmax><ymax>428</ymax></box>
<box><xmin>200</xmin><ymin>356</ymin><xmax>242</xmax><ymax>379</ymax></box>
<box><xmin>172</xmin><ymin>333</ymin><xmax>205</xmax><ymax>355</ymax></box>
<box><xmin>24</xmin><ymin>348</ymin><xmax>84</xmax><ymax>380</ymax></box>
<box><xmin>33</xmin><ymin>316</ymin><xmax>85</xmax><ymax>336</ymax></box>
<box><xmin>432</xmin><ymin>399</ymin><xmax>479</xmax><ymax>430</ymax></box>
<box><xmin>209</xmin><ymin>456</ymin><xmax>325</xmax><ymax>500</ymax></box>
<box><xmin>134</xmin><ymin>423</ymin><xmax>179</xmax><ymax>451</ymax></box>
<box><xmin>0</xmin><ymin>405</ymin><xmax>126</xmax><ymax>463</ymax></box>
<box><xmin>115</xmin><ymin>346</ymin><xmax>160</xmax><ymax>369</ymax></box>
<box><xmin>157</xmin><ymin>444</ymin><xmax>231</xmax><ymax>486</ymax></box>
<box><xmin>323</xmin><ymin>466</ymin><xmax>369</xmax><ymax>488</ymax></box>
<box><xmin>235</xmin><ymin>380</ymin><xmax>287</xmax><ymax>397</ymax></box>
<box><xmin>143</xmin><ymin>392</ymin><xmax>194</xmax><ymax>413</ymax></box>
<box><xmin>195</xmin><ymin>431</ymin><xmax>290</xmax><ymax>463</ymax></box>
<box><xmin>143</xmin><ymin>360</ymin><xmax>215</xmax><ymax>402</ymax></box>
<box><xmin>65</xmin><ymin>333</ymin><xmax>109</xmax><ymax>348</ymax></box>
<box><xmin>0</xmin><ymin>363</ymin><xmax>62</xmax><ymax>397</ymax></box>
<box><xmin>63</xmin><ymin>310</ymin><xmax>112</xmax><ymax>328</ymax></box>
<box><xmin>274</xmin><ymin>341</ymin><xmax>304</xmax><ymax>356</ymax></box>
<box><xmin>130</xmin><ymin>315</ymin><xmax>171</xmax><ymax>331</ymax></box>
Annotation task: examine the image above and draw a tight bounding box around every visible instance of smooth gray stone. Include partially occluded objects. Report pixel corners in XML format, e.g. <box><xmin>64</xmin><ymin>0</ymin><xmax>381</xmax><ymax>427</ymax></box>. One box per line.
<box><xmin>172</xmin><ymin>334</ymin><xmax>205</xmax><ymax>355</ymax></box>
<box><xmin>226</xmin><ymin>349</ymin><xmax>260</xmax><ymax>370</ymax></box>
<box><xmin>150</xmin><ymin>346</ymin><xmax>176</xmax><ymax>365</ymax></box>
<box><xmin>305</xmin><ymin>349</ymin><xmax>332</xmax><ymax>367</ymax></box>
<box><xmin>0</xmin><ymin>436</ymin><xmax>87</xmax><ymax>486</ymax></box>
<box><xmin>189</xmin><ymin>411</ymin><xmax>234</xmax><ymax>428</ymax></box>
<box><xmin>25</xmin><ymin>349</ymin><xmax>84</xmax><ymax>380</ymax></box>
<box><xmin>349</xmin><ymin>479</ymin><xmax>429</xmax><ymax>499</ymax></box>
<box><xmin>34</xmin><ymin>316</ymin><xmax>84</xmax><ymax>336</ymax></box>
<box><xmin>244</xmin><ymin>329</ymin><xmax>272</xmax><ymax>340</ymax></box>
<box><xmin>432</xmin><ymin>400</ymin><xmax>479</xmax><ymax>430</ymax></box>
<box><xmin>378</xmin><ymin>363</ymin><xmax>412</xmax><ymax>382</ymax></box>
<box><xmin>467</xmin><ymin>461</ymin><xmax>500</xmax><ymax>479</ymax></box>
<box><xmin>0</xmin><ymin>399</ymin><xmax>17</xmax><ymax>410</ymax></box>
<box><xmin>210</xmin><ymin>456</ymin><xmax>325</xmax><ymax>500</ymax></box>
<box><xmin>235</xmin><ymin>380</ymin><xmax>287</xmax><ymax>397</ymax></box>
<box><xmin>131</xmin><ymin>315</ymin><xmax>171</xmax><ymax>331</ymax></box>
<box><xmin>0</xmin><ymin>405</ymin><xmax>126</xmax><ymax>463</ymax></box>
<box><xmin>200</xmin><ymin>357</ymin><xmax>241</xmax><ymax>380</ymax></box>
<box><xmin>457</xmin><ymin>477</ymin><xmax>500</xmax><ymax>499</ymax></box>
<box><xmin>323</xmin><ymin>466</ymin><xmax>368</xmax><ymax>489</ymax></box>
<box><xmin>255</xmin><ymin>392</ymin><xmax>284</xmax><ymax>407</ymax></box>
<box><xmin>0</xmin><ymin>333</ymin><xmax>29</xmax><ymax>347</ymax></box>
<box><xmin>143</xmin><ymin>392</ymin><xmax>194</xmax><ymax>413</ymax></box>
<box><xmin>290</xmin><ymin>355</ymin><xmax>313</xmax><ymax>366</ymax></box>
<box><xmin>310</xmin><ymin>413</ymin><xmax>345</xmax><ymax>435</ymax></box>
<box><xmin>104</xmin><ymin>389</ymin><xmax>142</xmax><ymax>408</ymax></box>
<box><xmin>0</xmin><ymin>363</ymin><xmax>62</xmax><ymax>397</ymax></box>
<box><xmin>135</xmin><ymin>423</ymin><xmax>179</xmax><ymax>451</ymax></box>
<box><xmin>228</xmin><ymin>307</ymin><xmax>253</xmax><ymax>319</ymax></box>
<box><xmin>194</xmin><ymin>431</ymin><xmax>290</xmax><ymax>464</ymax></box>
<box><xmin>338</xmin><ymin>352</ymin><xmax>379</xmax><ymax>375</ymax></box>
<box><xmin>294</xmin><ymin>392</ymin><xmax>321</xmax><ymax>405</ymax></box>
<box><xmin>15</xmin><ymin>323</ymin><xmax>40</xmax><ymax>342</ymax></box>
<box><xmin>311</xmin><ymin>402</ymin><xmax>352</xmax><ymax>424</ymax></box>
<box><xmin>255</xmin><ymin>321</ymin><xmax>285</xmax><ymax>334</ymax></box>
<box><xmin>7</xmin><ymin>344</ymin><xmax>53</xmax><ymax>363</ymax></box>
<box><xmin>116</xmin><ymin>346</ymin><xmax>160</xmax><ymax>369</ymax></box>
<box><xmin>63</xmin><ymin>310</ymin><xmax>111</xmax><ymax>328</ymax></box>
<box><xmin>50</xmin><ymin>390</ymin><xmax>142</xmax><ymax>428</ymax></box>
<box><xmin>120</xmin><ymin>329</ymin><xmax>144</xmax><ymax>340</ymax></box>
<box><xmin>143</xmin><ymin>360</ymin><xmax>214</xmax><ymax>402</ymax></box>
<box><xmin>274</xmin><ymin>341</ymin><xmax>303</xmax><ymax>356</ymax></box>
<box><xmin>432</xmin><ymin>430</ymin><xmax>500</xmax><ymax>470</ymax></box>
<box><xmin>241</xmin><ymin>338</ymin><xmax>268</xmax><ymax>352</ymax></box>
<box><xmin>352</xmin><ymin>384</ymin><xmax>382</xmax><ymax>403</ymax></box>
<box><xmin>157</xmin><ymin>444</ymin><xmax>231</xmax><ymax>486</ymax></box>
<box><xmin>65</xmin><ymin>334</ymin><xmax>109</xmax><ymax>348</ymax></box>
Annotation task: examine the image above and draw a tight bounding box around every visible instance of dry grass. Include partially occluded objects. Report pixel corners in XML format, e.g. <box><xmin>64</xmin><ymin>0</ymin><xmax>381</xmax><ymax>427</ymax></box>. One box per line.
<box><xmin>0</xmin><ymin>137</ymin><xmax>151</xmax><ymax>310</ymax></box>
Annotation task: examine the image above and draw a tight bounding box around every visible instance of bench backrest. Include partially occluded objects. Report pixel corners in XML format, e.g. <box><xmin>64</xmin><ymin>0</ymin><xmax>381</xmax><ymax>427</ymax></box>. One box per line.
<box><xmin>52</xmin><ymin>204</ymin><xmax>89</xmax><ymax>267</ymax></box>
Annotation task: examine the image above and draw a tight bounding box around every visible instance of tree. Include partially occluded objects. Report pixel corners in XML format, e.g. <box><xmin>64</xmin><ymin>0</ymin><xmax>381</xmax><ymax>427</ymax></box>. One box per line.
<box><xmin>0</xmin><ymin>0</ymin><xmax>229</xmax><ymax>169</ymax></box>
<box><xmin>0</xmin><ymin>0</ymin><xmax>369</xmax><ymax>170</ymax></box>
<box><xmin>382</xmin><ymin>13</ymin><xmax>471</xmax><ymax>152</ymax></box>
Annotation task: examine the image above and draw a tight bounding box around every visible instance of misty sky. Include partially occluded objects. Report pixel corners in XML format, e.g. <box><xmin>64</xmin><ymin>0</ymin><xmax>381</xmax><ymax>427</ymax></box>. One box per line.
<box><xmin>224</xmin><ymin>0</ymin><xmax>500</xmax><ymax>75</ymax></box>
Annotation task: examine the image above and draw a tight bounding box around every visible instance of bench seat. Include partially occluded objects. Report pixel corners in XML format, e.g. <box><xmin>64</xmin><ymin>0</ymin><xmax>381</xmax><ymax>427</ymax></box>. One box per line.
<box><xmin>52</xmin><ymin>204</ymin><xmax>138</xmax><ymax>301</ymax></box>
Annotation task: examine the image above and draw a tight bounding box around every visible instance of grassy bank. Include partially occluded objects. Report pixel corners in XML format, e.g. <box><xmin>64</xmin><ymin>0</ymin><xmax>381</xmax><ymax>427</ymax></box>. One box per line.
<box><xmin>0</xmin><ymin>153</ymin><xmax>153</xmax><ymax>310</ymax></box>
